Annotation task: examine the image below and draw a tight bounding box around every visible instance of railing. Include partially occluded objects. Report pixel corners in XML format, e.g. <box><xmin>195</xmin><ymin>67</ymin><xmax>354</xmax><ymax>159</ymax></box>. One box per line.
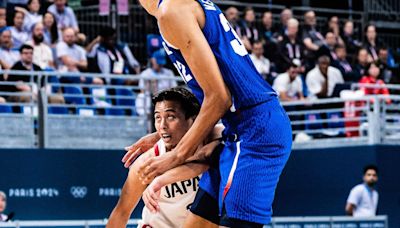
<box><xmin>0</xmin><ymin>216</ymin><xmax>388</xmax><ymax>228</ymax></box>
<box><xmin>1</xmin><ymin>70</ymin><xmax>400</xmax><ymax>149</ymax></box>
<box><xmin>0</xmin><ymin>70</ymin><xmax>181</xmax><ymax>149</ymax></box>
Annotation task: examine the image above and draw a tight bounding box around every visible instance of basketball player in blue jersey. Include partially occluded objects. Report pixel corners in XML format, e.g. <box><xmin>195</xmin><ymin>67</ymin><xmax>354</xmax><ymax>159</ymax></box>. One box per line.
<box><xmin>123</xmin><ymin>0</ymin><xmax>293</xmax><ymax>227</ymax></box>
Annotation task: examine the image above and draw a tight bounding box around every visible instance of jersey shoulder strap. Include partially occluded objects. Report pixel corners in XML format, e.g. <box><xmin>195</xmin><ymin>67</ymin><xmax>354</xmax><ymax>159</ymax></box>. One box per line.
<box><xmin>154</xmin><ymin>140</ymin><xmax>166</xmax><ymax>157</ymax></box>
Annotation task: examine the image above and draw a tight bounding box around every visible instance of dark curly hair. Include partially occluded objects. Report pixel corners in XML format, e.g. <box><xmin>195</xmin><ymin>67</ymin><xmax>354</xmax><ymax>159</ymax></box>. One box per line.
<box><xmin>152</xmin><ymin>87</ymin><xmax>200</xmax><ymax>119</ymax></box>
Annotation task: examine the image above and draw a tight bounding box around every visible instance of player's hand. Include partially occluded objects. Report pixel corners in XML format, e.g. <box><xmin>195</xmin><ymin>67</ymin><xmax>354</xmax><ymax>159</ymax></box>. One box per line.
<box><xmin>137</xmin><ymin>151</ymin><xmax>179</xmax><ymax>182</ymax></box>
<box><xmin>142</xmin><ymin>178</ymin><xmax>163</xmax><ymax>213</ymax></box>
<box><xmin>122</xmin><ymin>133</ymin><xmax>159</xmax><ymax>168</ymax></box>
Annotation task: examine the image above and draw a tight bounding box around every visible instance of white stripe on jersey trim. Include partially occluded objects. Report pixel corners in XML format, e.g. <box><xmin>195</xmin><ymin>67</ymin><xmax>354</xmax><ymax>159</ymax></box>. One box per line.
<box><xmin>223</xmin><ymin>141</ymin><xmax>241</xmax><ymax>198</ymax></box>
<box><xmin>156</xmin><ymin>139</ymin><xmax>167</xmax><ymax>156</ymax></box>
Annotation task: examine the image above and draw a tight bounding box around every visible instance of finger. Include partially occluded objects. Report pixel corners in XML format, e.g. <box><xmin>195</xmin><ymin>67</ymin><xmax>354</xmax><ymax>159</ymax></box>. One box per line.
<box><xmin>149</xmin><ymin>187</ymin><xmax>160</xmax><ymax>201</ymax></box>
<box><xmin>147</xmin><ymin>190</ymin><xmax>160</xmax><ymax>213</ymax></box>
<box><xmin>142</xmin><ymin>192</ymin><xmax>155</xmax><ymax>213</ymax></box>
<box><xmin>124</xmin><ymin>145</ymin><xmax>132</xmax><ymax>152</ymax></box>
<box><xmin>124</xmin><ymin>148</ymin><xmax>142</xmax><ymax>168</ymax></box>
<box><xmin>143</xmin><ymin>191</ymin><xmax>158</xmax><ymax>213</ymax></box>
<box><xmin>121</xmin><ymin>149</ymin><xmax>132</xmax><ymax>162</ymax></box>
<box><xmin>137</xmin><ymin>157</ymin><xmax>152</xmax><ymax>176</ymax></box>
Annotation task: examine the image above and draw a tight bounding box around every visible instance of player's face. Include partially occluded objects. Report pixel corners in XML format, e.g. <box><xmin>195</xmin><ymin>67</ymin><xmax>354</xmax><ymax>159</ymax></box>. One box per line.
<box><xmin>154</xmin><ymin>100</ymin><xmax>194</xmax><ymax>151</ymax></box>
<box><xmin>363</xmin><ymin>169</ymin><xmax>378</xmax><ymax>187</ymax></box>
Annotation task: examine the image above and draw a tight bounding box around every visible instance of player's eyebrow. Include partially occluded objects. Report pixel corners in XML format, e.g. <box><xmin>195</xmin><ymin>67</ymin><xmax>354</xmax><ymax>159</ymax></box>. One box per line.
<box><xmin>164</xmin><ymin>108</ymin><xmax>177</xmax><ymax>113</ymax></box>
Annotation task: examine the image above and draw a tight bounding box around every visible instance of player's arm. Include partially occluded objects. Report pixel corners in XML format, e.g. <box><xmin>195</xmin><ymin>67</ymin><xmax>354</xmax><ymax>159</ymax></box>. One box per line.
<box><xmin>122</xmin><ymin>132</ymin><xmax>161</xmax><ymax>168</ymax></box>
<box><xmin>345</xmin><ymin>203</ymin><xmax>355</xmax><ymax>216</ymax></box>
<box><xmin>106</xmin><ymin>150</ymin><xmax>154</xmax><ymax>228</ymax></box>
<box><xmin>158</xmin><ymin>0</ymin><xmax>231</xmax><ymax>161</ymax></box>
<box><xmin>139</xmin><ymin>1</ymin><xmax>231</xmax><ymax>178</ymax></box>
<box><xmin>142</xmin><ymin>140</ymin><xmax>221</xmax><ymax>212</ymax></box>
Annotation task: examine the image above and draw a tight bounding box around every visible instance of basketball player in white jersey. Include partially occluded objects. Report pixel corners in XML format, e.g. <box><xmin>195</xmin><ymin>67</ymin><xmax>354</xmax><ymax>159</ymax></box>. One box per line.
<box><xmin>107</xmin><ymin>87</ymin><xmax>222</xmax><ymax>228</ymax></box>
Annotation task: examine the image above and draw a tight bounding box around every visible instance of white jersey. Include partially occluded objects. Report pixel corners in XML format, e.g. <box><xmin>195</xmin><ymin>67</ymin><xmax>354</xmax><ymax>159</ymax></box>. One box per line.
<box><xmin>137</xmin><ymin>140</ymin><xmax>201</xmax><ymax>228</ymax></box>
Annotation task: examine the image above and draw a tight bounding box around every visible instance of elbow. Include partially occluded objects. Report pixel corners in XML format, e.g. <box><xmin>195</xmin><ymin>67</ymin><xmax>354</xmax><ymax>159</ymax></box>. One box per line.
<box><xmin>209</xmin><ymin>92</ymin><xmax>232</xmax><ymax>116</ymax></box>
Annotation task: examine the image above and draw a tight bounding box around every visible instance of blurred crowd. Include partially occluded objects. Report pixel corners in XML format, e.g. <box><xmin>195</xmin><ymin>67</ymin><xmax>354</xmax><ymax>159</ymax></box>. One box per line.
<box><xmin>0</xmin><ymin>1</ymin><xmax>399</xmax><ymax>112</ymax></box>
<box><xmin>224</xmin><ymin>6</ymin><xmax>400</xmax><ymax>103</ymax></box>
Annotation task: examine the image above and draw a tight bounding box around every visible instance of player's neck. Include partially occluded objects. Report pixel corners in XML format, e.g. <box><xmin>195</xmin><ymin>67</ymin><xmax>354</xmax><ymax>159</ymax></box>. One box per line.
<box><xmin>139</xmin><ymin>0</ymin><xmax>159</xmax><ymax>16</ymax></box>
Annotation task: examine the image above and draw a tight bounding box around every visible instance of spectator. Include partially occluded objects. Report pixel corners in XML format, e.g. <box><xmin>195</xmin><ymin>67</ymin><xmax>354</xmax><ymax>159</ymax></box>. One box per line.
<box><xmin>359</xmin><ymin>62</ymin><xmax>391</xmax><ymax>103</ymax></box>
<box><xmin>363</xmin><ymin>24</ymin><xmax>382</xmax><ymax>62</ymax></box>
<box><xmin>302</xmin><ymin>11</ymin><xmax>325</xmax><ymax>70</ymax></box>
<box><xmin>42</xmin><ymin>12</ymin><xmax>59</xmax><ymax>46</ymax></box>
<box><xmin>325</xmin><ymin>16</ymin><xmax>344</xmax><ymax>45</ymax></box>
<box><xmin>276</xmin><ymin>8</ymin><xmax>292</xmax><ymax>38</ymax></box>
<box><xmin>318</xmin><ymin>31</ymin><xmax>338</xmax><ymax>62</ymax></box>
<box><xmin>353</xmin><ymin>48</ymin><xmax>370</xmax><ymax>82</ymax></box>
<box><xmin>277</xmin><ymin>18</ymin><xmax>305</xmax><ymax>72</ymax></box>
<box><xmin>260</xmin><ymin>11</ymin><xmax>278</xmax><ymax>63</ymax></box>
<box><xmin>341</xmin><ymin>20</ymin><xmax>362</xmax><ymax>60</ymax></box>
<box><xmin>136</xmin><ymin>49</ymin><xmax>177</xmax><ymax>116</ymax></box>
<box><xmin>239</xmin><ymin>7</ymin><xmax>259</xmax><ymax>51</ymax></box>
<box><xmin>306</xmin><ymin>55</ymin><xmax>344</xmax><ymax>99</ymax></box>
<box><xmin>376</xmin><ymin>47</ymin><xmax>399</xmax><ymax>84</ymax></box>
<box><xmin>5</xmin><ymin>0</ymin><xmax>28</xmax><ymax>26</ymax></box>
<box><xmin>0</xmin><ymin>191</ymin><xmax>7</xmax><ymax>222</ymax></box>
<box><xmin>0</xmin><ymin>29</ymin><xmax>20</xmax><ymax>68</ymax></box>
<box><xmin>87</xmin><ymin>26</ymin><xmax>140</xmax><ymax>84</ymax></box>
<box><xmin>9</xmin><ymin>11</ymin><xmax>29</xmax><ymax>49</ymax></box>
<box><xmin>273</xmin><ymin>59</ymin><xmax>304</xmax><ymax>101</ymax></box>
<box><xmin>346</xmin><ymin>165</ymin><xmax>379</xmax><ymax>217</ymax></box>
<box><xmin>260</xmin><ymin>11</ymin><xmax>276</xmax><ymax>42</ymax></box>
<box><xmin>6</xmin><ymin>44</ymin><xmax>41</xmax><ymax>103</ymax></box>
<box><xmin>139</xmin><ymin>49</ymin><xmax>177</xmax><ymax>94</ymax></box>
<box><xmin>14</xmin><ymin>0</ymin><xmax>42</xmax><ymax>32</ymax></box>
<box><xmin>47</xmin><ymin>0</ymin><xmax>79</xmax><ymax>33</ymax></box>
<box><xmin>56</xmin><ymin>27</ymin><xmax>87</xmax><ymax>73</ymax></box>
<box><xmin>224</xmin><ymin>7</ymin><xmax>240</xmax><ymax>35</ymax></box>
<box><xmin>26</xmin><ymin>22</ymin><xmax>54</xmax><ymax>69</ymax></box>
<box><xmin>332</xmin><ymin>45</ymin><xmax>355</xmax><ymax>82</ymax></box>
<box><xmin>250</xmin><ymin>40</ymin><xmax>270</xmax><ymax>80</ymax></box>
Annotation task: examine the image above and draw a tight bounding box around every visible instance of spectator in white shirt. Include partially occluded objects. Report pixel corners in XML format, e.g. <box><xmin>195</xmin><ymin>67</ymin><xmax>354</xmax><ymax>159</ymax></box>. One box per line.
<box><xmin>139</xmin><ymin>49</ymin><xmax>177</xmax><ymax>94</ymax></box>
<box><xmin>0</xmin><ymin>29</ymin><xmax>20</xmax><ymax>68</ymax></box>
<box><xmin>273</xmin><ymin>59</ymin><xmax>304</xmax><ymax>101</ymax></box>
<box><xmin>137</xmin><ymin>49</ymin><xmax>178</xmax><ymax>116</ymax></box>
<box><xmin>56</xmin><ymin>27</ymin><xmax>86</xmax><ymax>73</ymax></box>
<box><xmin>14</xmin><ymin>0</ymin><xmax>42</xmax><ymax>33</ymax></box>
<box><xmin>250</xmin><ymin>40</ymin><xmax>270</xmax><ymax>80</ymax></box>
<box><xmin>306</xmin><ymin>55</ymin><xmax>344</xmax><ymax>98</ymax></box>
<box><xmin>47</xmin><ymin>0</ymin><xmax>79</xmax><ymax>33</ymax></box>
<box><xmin>9</xmin><ymin>11</ymin><xmax>29</xmax><ymax>49</ymax></box>
<box><xmin>26</xmin><ymin>22</ymin><xmax>54</xmax><ymax>69</ymax></box>
<box><xmin>346</xmin><ymin>165</ymin><xmax>379</xmax><ymax>217</ymax></box>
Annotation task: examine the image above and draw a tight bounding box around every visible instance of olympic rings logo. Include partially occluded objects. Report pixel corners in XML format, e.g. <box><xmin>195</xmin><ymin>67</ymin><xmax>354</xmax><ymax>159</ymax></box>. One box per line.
<box><xmin>70</xmin><ymin>186</ymin><xmax>88</xmax><ymax>198</ymax></box>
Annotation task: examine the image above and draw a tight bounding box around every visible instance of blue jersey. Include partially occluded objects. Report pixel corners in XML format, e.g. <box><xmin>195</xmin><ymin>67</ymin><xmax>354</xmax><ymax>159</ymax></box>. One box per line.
<box><xmin>159</xmin><ymin>0</ymin><xmax>277</xmax><ymax>113</ymax></box>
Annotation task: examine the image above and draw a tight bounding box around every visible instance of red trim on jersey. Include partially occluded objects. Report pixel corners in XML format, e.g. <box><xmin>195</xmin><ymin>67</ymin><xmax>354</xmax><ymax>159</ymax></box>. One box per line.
<box><xmin>154</xmin><ymin>143</ymin><xmax>160</xmax><ymax>157</ymax></box>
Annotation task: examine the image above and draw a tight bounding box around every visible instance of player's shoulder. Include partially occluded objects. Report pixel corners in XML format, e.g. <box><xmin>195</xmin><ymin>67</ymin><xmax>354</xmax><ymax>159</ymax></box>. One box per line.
<box><xmin>158</xmin><ymin>0</ymin><xmax>195</xmax><ymax>16</ymax></box>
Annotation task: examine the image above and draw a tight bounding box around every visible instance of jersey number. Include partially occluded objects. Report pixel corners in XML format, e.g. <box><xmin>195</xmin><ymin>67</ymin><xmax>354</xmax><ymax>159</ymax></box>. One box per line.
<box><xmin>219</xmin><ymin>14</ymin><xmax>248</xmax><ymax>57</ymax></box>
<box><xmin>174</xmin><ymin>61</ymin><xmax>193</xmax><ymax>83</ymax></box>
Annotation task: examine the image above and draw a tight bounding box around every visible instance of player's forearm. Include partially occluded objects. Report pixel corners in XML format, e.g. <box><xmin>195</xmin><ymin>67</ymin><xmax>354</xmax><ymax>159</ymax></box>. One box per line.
<box><xmin>156</xmin><ymin>163</ymin><xmax>209</xmax><ymax>188</ymax></box>
<box><xmin>185</xmin><ymin>139</ymin><xmax>220</xmax><ymax>163</ymax></box>
<box><xmin>174</xmin><ymin>94</ymin><xmax>230</xmax><ymax>164</ymax></box>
